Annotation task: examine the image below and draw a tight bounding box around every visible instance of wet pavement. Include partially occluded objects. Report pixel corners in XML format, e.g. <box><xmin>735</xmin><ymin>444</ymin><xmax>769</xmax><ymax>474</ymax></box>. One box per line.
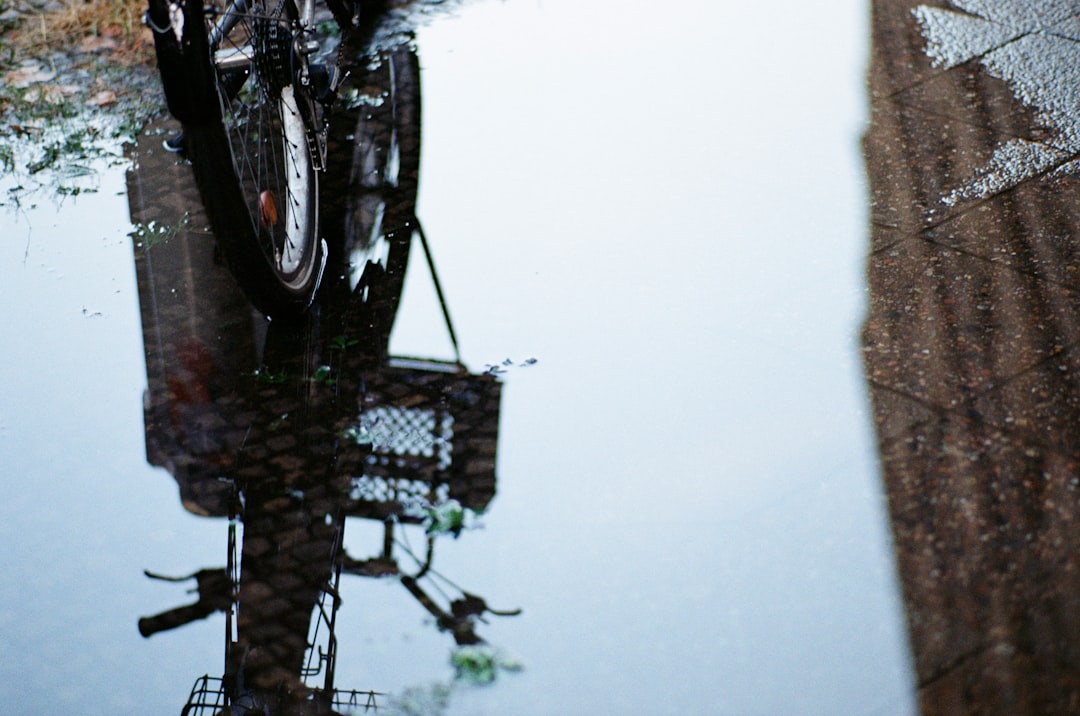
<box><xmin>866</xmin><ymin>1</ymin><xmax>1080</xmax><ymax>713</ymax></box>
<box><xmin>7</xmin><ymin>0</ymin><xmax>1043</xmax><ymax>714</ymax></box>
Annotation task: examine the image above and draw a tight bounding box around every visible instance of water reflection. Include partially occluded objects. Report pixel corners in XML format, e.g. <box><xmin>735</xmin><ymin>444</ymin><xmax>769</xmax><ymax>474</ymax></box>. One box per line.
<box><xmin>865</xmin><ymin>1</ymin><xmax>1080</xmax><ymax>713</ymax></box>
<box><xmin>126</xmin><ymin>38</ymin><xmax>516</xmax><ymax>714</ymax></box>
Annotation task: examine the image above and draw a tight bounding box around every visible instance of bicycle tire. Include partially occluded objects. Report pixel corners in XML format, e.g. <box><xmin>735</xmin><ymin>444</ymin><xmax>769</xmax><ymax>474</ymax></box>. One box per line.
<box><xmin>148</xmin><ymin>0</ymin><xmax>328</xmax><ymax>317</ymax></box>
<box><xmin>322</xmin><ymin>46</ymin><xmax>421</xmax><ymax>349</ymax></box>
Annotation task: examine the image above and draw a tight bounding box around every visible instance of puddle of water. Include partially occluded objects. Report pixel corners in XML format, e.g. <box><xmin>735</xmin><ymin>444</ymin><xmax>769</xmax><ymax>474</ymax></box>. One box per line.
<box><xmin>0</xmin><ymin>1</ymin><xmax>917</xmax><ymax>714</ymax></box>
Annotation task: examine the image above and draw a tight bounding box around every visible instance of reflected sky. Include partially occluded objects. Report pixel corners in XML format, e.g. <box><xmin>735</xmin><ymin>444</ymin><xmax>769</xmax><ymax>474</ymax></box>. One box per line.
<box><xmin>0</xmin><ymin>1</ymin><xmax>917</xmax><ymax>714</ymax></box>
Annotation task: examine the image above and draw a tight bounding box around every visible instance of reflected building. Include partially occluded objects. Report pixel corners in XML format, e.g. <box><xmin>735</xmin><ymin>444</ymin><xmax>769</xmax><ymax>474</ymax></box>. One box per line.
<box><xmin>864</xmin><ymin>1</ymin><xmax>1080</xmax><ymax>714</ymax></box>
<box><xmin>126</xmin><ymin>36</ymin><xmax>516</xmax><ymax>715</ymax></box>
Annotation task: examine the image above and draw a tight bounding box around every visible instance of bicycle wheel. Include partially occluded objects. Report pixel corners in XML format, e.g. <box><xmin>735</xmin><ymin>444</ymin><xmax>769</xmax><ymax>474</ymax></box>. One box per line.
<box><xmin>347</xmin><ymin>48</ymin><xmax>420</xmax><ymax>294</ymax></box>
<box><xmin>148</xmin><ymin>0</ymin><xmax>328</xmax><ymax>317</ymax></box>
<box><xmin>323</xmin><ymin>46</ymin><xmax>421</xmax><ymax>347</ymax></box>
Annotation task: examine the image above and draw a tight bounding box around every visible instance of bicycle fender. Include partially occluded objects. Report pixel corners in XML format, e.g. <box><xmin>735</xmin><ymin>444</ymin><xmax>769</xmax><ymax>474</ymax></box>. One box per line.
<box><xmin>147</xmin><ymin>0</ymin><xmax>221</xmax><ymax>125</ymax></box>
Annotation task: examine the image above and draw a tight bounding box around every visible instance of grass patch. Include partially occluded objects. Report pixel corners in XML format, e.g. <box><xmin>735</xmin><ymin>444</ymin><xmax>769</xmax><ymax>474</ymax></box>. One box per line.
<box><xmin>0</xmin><ymin>0</ymin><xmax>162</xmax><ymax>204</ymax></box>
<box><xmin>130</xmin><ymin>212</ymin><xmax>192</xmax><ymax>251</ymax></box>
<box><xmin>7</xmin><ymin>0</ymin><xmax>154</xmax><ymax>66</ymax></box>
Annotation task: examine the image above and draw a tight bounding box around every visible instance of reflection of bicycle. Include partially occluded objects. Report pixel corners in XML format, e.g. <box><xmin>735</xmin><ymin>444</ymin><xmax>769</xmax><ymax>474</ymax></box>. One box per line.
<box><xmin>145</xmin><ymin>0</ymin><xmax>419</xmax><ymax>318</ymax></box>
<box><xmin>140</xmin><ymin>352</ymin><xmax>512</xmax><ymax>715</ymax></box>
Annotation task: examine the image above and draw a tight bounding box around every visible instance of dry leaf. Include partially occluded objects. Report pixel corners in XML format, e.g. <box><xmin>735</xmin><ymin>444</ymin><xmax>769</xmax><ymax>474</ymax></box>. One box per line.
<box><xmin>86</xmin><ymin>90</ymin><xmax>118</xmax><ymax>107</ymax></box>
<box><xmin>78</xmin><ymin>36</ymin><xmax>119</xmax><ymax>53</ymax></box>
<box><xmin>4</xmin><ymin>64</ymin><xmax>56</xmax><ymax>89</ymax></box>
<box><xmin>24</xmin><ymin>84</ymin><xmax>80</xmax><ymax>104</ymax></box>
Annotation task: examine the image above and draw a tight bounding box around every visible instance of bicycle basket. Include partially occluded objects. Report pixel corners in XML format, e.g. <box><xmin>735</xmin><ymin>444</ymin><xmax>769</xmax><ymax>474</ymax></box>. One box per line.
<box><xmin>180</xmin><ymin>675</ymin><xmax>383</xmax><ymax>715</ymax></box>
<box><xmin>338</xmin><ymin>356</ymin><xmax>502</xmax><ymax>522</ymax></box>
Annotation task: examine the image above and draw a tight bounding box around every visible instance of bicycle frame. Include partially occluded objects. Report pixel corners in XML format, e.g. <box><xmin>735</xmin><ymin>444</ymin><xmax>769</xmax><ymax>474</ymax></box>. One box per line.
<box><xmin>209</xmin><ymin>0</ymin><xmax>319</xmax><ymax>70</ymax></box>
<box><xmin>207</xmin><ymin>0</ymin><xmax>332</xmax><ymax>169</ymax></box>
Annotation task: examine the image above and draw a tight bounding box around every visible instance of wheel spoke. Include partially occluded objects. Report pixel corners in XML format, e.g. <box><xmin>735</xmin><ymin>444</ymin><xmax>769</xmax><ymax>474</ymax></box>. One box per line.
<box><xmin>206</xmin><ymin>0</ymin><xmax>316</xmax><ymax>285</ymax></box>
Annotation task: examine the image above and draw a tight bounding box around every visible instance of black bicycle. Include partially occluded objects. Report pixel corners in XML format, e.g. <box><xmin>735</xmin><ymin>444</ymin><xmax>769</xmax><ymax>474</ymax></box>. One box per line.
<box><xmin>145</xmin><ymin>0</ymin><xmax>418</xmax><ymax>319</ymax></box>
